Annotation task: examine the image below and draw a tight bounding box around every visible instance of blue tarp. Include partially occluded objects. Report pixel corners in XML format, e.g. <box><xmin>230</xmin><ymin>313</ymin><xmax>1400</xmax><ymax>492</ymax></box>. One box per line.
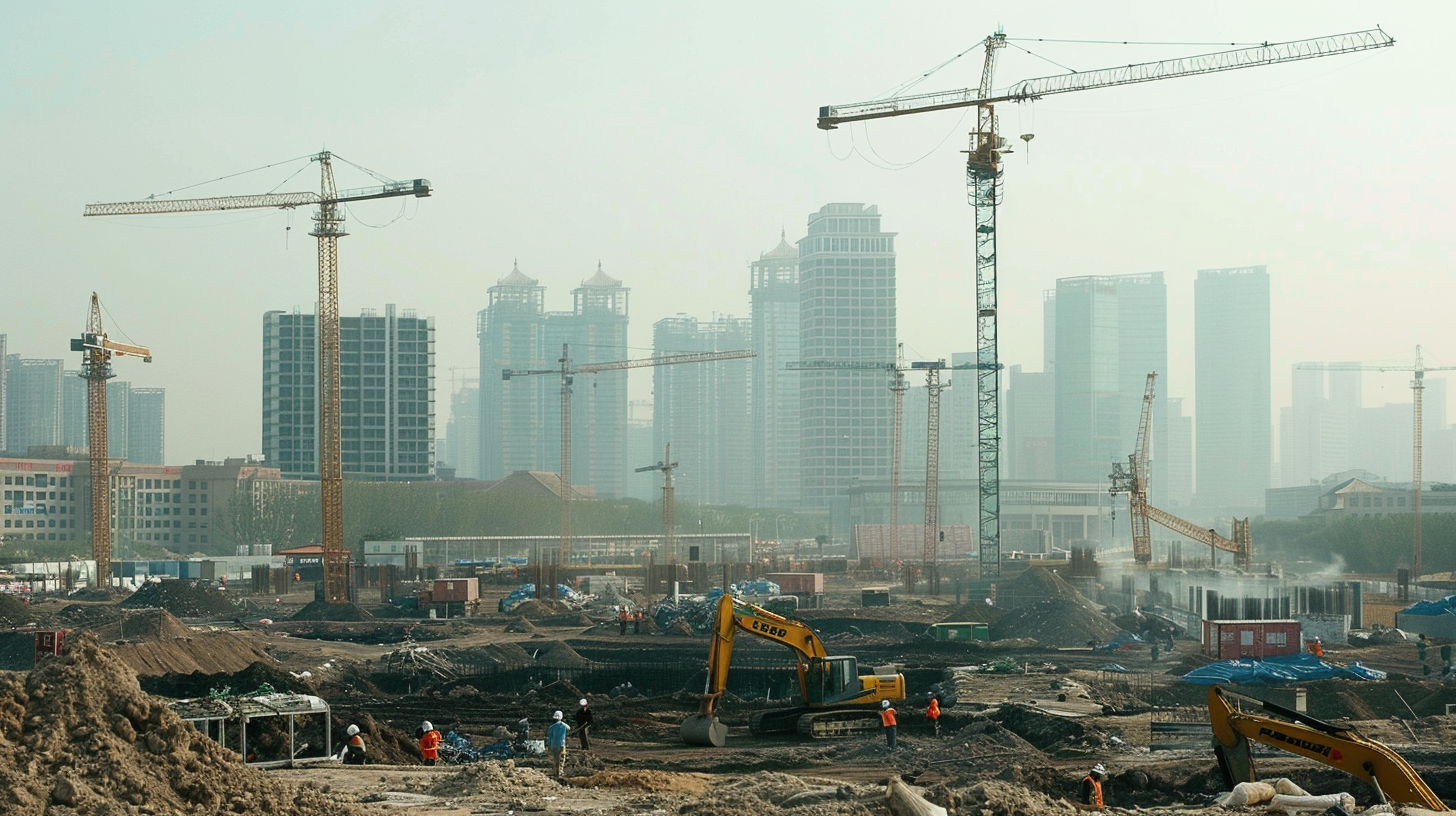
<box><xmin>1179</xmin><ymin>653</ymin><xmax>1387</xmax><ymax>684</ymax></box>
<box><xmin>1401</xmin><ymin>595</ymin><xmax>1456</xmax><ymax>616</ymax></box>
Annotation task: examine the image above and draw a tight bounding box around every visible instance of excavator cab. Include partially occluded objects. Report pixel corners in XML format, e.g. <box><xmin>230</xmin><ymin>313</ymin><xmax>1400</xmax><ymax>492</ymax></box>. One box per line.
<box><xmin>805</xmin><ymin>656</ymin><xmax>861</xmax><ymax>705</ymax></box>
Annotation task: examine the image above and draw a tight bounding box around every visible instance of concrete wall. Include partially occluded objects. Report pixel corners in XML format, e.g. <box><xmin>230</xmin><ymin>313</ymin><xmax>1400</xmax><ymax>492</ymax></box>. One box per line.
<box><xmin>1395</xmin><ymin>613</ymin><xmax>1456</xmax><ymax>640</ymax></box>
<box><xmin>1294</xmin><ymin>613</ymin><xmax>1351</xmax><ymax>647</ymax></box>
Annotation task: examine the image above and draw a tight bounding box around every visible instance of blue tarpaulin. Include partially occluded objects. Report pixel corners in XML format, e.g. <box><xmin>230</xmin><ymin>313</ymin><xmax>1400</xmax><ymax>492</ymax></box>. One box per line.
<box><xmin>1401</xmin><ymin>595</ymin><xmax>1456</xmax><ymax>616</ymax></box>
<box><xmin>1179</xmin><ymin>653</ymin><xmax>1386</xmax><ymax>684</ymax></box>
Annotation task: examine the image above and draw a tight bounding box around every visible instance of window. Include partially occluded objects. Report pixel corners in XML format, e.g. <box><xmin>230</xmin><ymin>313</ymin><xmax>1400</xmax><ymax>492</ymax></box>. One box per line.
<box><xmin>1240</xmin><ymin>631</ymin><xmax>1254</xmax><ymax>646</ymax></box>
<box><xmin>1266</xmin><ymin>631</ymin><xmax>1287</xmax><ymax>646</ymax></box>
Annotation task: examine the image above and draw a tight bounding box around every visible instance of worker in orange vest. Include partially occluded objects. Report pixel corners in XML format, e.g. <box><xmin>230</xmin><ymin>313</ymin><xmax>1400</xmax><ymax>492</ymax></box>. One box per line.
<box><xmin>618</xmin><ymin>607</ymin><xmax>630</xmax><ymax>635</ymax></box>
<box><xmin>418</xmin><ymin>721</ymin><xmax>442</xmax><ymax>766</ymax></box>
<box><xmin>879</xmin><ymin>700</ymin><xmax>898</xmax><ymax>750</ymax></box>
<box><xmin>1079</xmin><ymin>764</ymin><xmax>1107</xmax><ymax>809</ymax></box>
<box><xmin>1308</xmin><ymin>637</ymin><xmax>1324</xmax><ymax>658</ymax></box>
<box><xmin>926</xmin><ymin>695</ymin><xmax>941</xmax><ymax>737</ymax></box>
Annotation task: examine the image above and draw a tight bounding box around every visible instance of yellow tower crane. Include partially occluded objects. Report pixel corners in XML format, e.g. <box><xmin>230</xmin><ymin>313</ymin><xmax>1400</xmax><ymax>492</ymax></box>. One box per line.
<box><xmin>85</xmin><ymin>152</ymin><xmax>432</xmax><ymax>602</ymax></box>
<box><xmin>818</xmin><ymin>28</ymin><xmax>1394</xmax><ymax>580</ymax></box>
<box><xmin>1297</xmin><ymin>347</ymin><xmax>1455</xmax><ymax>579</ymax></box>
<box><xmin>504</xmin><ymin>344</ymin><xmax>754</xmax><ymax>567</ymax></box>
<box><xmin>71</xmin><ymin>293</ymin><xmax>152</xmax><ymax>582</ymax></box>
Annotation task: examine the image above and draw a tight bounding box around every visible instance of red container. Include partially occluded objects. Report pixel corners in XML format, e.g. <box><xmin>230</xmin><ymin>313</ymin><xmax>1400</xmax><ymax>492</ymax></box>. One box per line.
<box><xmin>433</xmin><ymin>578</ymin><xmax>479</xmax><ymax>602</ymax></box>
<box><xmin>1202</xmin><ymin>619</ymin><xmax>1301</xmax><ymax>660</ymax></box>
<box><xmin>35</xmin><ymin>630</ymin><xmax>68</xmax><ymax>661</ymax></box>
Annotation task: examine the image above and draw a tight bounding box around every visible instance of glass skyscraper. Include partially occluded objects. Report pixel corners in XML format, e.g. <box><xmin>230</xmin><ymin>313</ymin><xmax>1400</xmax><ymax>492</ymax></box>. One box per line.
<box><xmin>478</xmin><ymin>262</ymin><xmax>547</xmax><ymax>480</ymax></box>
<box><xmin>652</xmin><ymin>315</ymin><xmax>753</xmax><ymax>506</ymax></box>
<box><xmin>797</xmin><ymin>204</ymin><xmax>897</xmax><ymax>509</ymax></box>
<box><xmin>1194</xmin><ymin>266</ymin><xmax>1270</xmax><ymax>512</ymax></box>
<box><xmin>750</xmin><ymin>232</ymin><xmax>801</xmax><ymax>508</ymax></box>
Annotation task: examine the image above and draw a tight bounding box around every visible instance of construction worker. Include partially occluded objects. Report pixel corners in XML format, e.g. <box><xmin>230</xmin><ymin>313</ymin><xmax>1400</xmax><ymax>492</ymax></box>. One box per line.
<box><xmin>634</xmin><ymin>609</ymin><xmax>644</xmax><ymax>634</ymax></box>
<box><xmin>618</xmin><ymin>607</ymin><xmax>630</xmax><ymax>635</ymax></box>
<box><xmin>418</xmin><ymin>721</ymin><xmax>442</xmax><ymax>766</ymax></box>
<box><xmin>926</xmin><ymin>695</ymin><xmax>941</xmax><ymax>737</ymax></box>
<box><xmin>1079</xmin><ymin>764</ymin><xmax>1107</xmax><ymax>809</ymax></box>
<box><xmin>879</xmin><ymin>699</ymin><xmax>898</xmax><ymax>751</ymax></box>
<box><xmin>338</xmin><ymin>724</ymin><xmax>367</xmax><ymax>765</ymax></box>
<box><xmin>1308</xmin><ymin>637</ymin><xmax>1324</xmax><ymax>659</ymax></box>
<box><xmin>574</xmin><ymin>698</ymin><xmax>594</xmax><ymax>750</ymax></box>
<box><xmin>546</xmin><ymin>710</ymin><xmax>570</xmax><ymax>778</ymax></box>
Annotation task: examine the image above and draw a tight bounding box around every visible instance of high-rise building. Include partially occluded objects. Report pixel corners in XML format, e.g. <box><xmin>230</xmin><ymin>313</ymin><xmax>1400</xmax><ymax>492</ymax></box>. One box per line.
<box><xmin>1164</xmin><ymin>397</ymin><xmax>1194</xmax><ymax>509</ymax></box>
<box><xmin>797</xmin><ymin>203</ymin><xmax>897</xmax><ymax>508</ymax></box>
<box><xmin>625</xmin><ymin>399</ymin><xmax>657</xmax><ymax>502</ymax></box>
<box><xmin>4</xmin><ymin>357</ymin><xmax>63</xmax><ymax>455</ymax></box>
<box><xmin>106</xmin><ymin>380</ymin><xmax>130</xmax><ymax>459</ymax></box>
<box><xmin>942</xmin><ymin>351</ymin><xmax>979</xmax><ymax>481</ymax></box>
<box><xmin>445</xmin><ymin>380</ymin><xmax>480</xmax><ymax>479</ymax></box>
<box><xmin>1051</xmin><ymin>273</ymin><xmax>1168</xmax><ymax>492</ymax></box>
<box><xmin>478</xmin><ymin>262</ymin><xmax>547</xmax><ymax>480</ymax></box>
<box><xmin>0</xmin><ymin>336</ymin><xmax>6</xmax><ymax>448</ymax></box>
<box><xmin>750</xmin><ymin>231</ymin><xmax>801</xmax><ymax>508</ymax></box>
<box><xmin>652</xmin><ymin>315</ymin><xmax>753</xmax><ymax>506</ymax></box>
<box><xmin>542</xmin><ymin>265</ymin><xmax>631</xmax><ymax>498</ymax></box>
<box><xmin>262</xmin><ymin>304</ymin><xmax>435</xmax><ymax>481</ymax></box>
<box><xmin>128</xmin><ymin>388</ymin><xmax>165</xmax><ymax>465</ymax></box>
<box><xmin>61</xmin><ymin>370</ymin><xmax>87</xmax><ymax>450</ymax></box>
<box><xmin>1194</xmin><ymin>265</ymin><xmax>1271</xmax><ymax>512</ymax></box>
<box><xmin>1005</xmin><ymin>364</ymin><xmax>1055</xmax><ymax>480</ymax></box>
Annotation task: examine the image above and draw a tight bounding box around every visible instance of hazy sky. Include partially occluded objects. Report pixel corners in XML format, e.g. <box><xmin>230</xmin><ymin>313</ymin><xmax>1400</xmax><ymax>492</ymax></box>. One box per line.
<box><xmin>3</xmin><ymin>2</ymin><xmax>1451</xmax><ymax>465</ymax></box>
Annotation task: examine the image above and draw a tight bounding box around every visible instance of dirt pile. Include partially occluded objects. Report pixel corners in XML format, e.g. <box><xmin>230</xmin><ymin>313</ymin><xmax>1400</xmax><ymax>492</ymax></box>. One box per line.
<box><xmin>56</xmin><ymin>603</ymin><xmax>126</xmax><ymax>629</ymax></box>
<box><xmin>571</xmin><ymin>769</ymin><xmax>711</xmax><ymax>794</ymax></box>
<box><xmin>533</xmin><ymin>640</ymin><xmax>592</xmax><ymax>669</ymax></box>
<box><xmin>0</xmin><ymin>632</ymin><xmax>360</xmax><ymax>816</ymax></box>
<box><xmin>990</xmin><ymin>600</ymin><xmax>1119</xmax><ymax>647</ymax></box>
<box><xmin>504</xmin><ymin>617</ymin><xmax>538</xmax><ymax>634</ymax></box>
<box><xmin>427</xmin><ymin>758</ymin><xmax>559</xmax><ymax>799</ymax></box>
<box><xmin>121</xmin><ymin>580</ymin><xmax>237</xmax><ymax>618</ymax></box>
<box><xmin>0</xmin><ymin>595</ymin><xmax>34</xmax><ymax>627</ymax></box>
<box><xmin>1011</xmin><ymin>567</ymin><xmax>1086</xmax><ymax>604</ymax></box>
<box><xmin>89</xmin><ymin>608</ymin><xmax>193</xmax><ymax>641</ymax></box>
<box><xmin>291</xmin><ymin>601</ymin><xmax>373</xmax><ymax>621</ymax></box>
<box><xmin>510</xmin><ymin>599</ymin><xmax>575</xmax><ymax>619</ymax></box>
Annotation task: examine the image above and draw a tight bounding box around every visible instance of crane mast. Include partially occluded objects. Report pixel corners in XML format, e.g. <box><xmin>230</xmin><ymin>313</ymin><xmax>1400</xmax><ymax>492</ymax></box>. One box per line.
<box><xmin>506</xmin><ymin>345</ymin><xmax>754</xmax><ymax>566</ymax></box>
<box><xmin>84</xmin><ymin>151</ymin><xmax>432</xmax><ymax>603</ymax></box>
<box><xmin>1296</xmin><ymin>346</ymin><xmax>1454</xmax><ymax>579</ymax></box>
<box><xmin>636</xmin><ymin>444</ymin><xmax>679</xmax><ymax>564</ymax></box>
<box><xmin>917</xmin><ymin>361</ymin><xmax>947</xmax><ymax>595</ymax></box>
<box><xmin>817</xmin><ymin>27</ymin><xmax>1394</xmax><ymax>582</ymax></box>
<box><xmin>72</xmin><ymin>293</ymin><xmax>152</xmax><ymax>581</ymax></box>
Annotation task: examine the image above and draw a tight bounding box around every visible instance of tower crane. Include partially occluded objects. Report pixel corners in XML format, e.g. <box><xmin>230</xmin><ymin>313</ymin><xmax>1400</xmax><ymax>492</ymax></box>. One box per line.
<box><xmin>1296</xmin><ymin>347</ymin><xmax>1455</xmax><ymax>579</ymax></box>
<box><xmin>505</xmin><ymin>344</ymin><xmax>754</xmax><ymax>566</ymax></box>
<box><xmin>818</xmin><ymin>28</ymin><xmax>1395</xmax><ymax>580</ymax></box>
<box><xmin>1111</xmin><ymin>373</ymin><xmax>1252</xmax><ymax>569</ymax></box>
<box><xmin>71</xmin><ymin>293</ymin><xmax>151</xmax><ymax>581</ymax></box>
<box><xmin>911</xmin><ymin>360</ymin><xmax>947</xmax><ymax>593</ymax></box>
<box><xmin>636</xmin><ymin>444</ymin><xmax>680</xmax><ymax>563</ymax></box>
<box><xmin>85</xmin><ymin>151</ymin><xmax>432</xmax><ymax>603</ymax></box>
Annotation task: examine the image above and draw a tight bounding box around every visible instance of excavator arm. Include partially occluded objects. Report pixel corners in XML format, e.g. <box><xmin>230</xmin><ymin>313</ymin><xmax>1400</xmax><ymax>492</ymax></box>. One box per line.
<box><xmin>1208</xmin><ymin>686</ymin><xmax>1448</xmax><ymax>811</ymax></box>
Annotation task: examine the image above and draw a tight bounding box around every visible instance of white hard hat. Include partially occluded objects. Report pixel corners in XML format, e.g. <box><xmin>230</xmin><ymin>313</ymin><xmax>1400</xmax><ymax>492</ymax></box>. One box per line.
<box><xmin>579</xmin><ymin>699</ymin><xmax>589</xmax><ymax>707</ymax></box>
<box><xmin>881</xmin><ymin>700</ymin><xmax>891</xmax><ymax>708</ymax></box>
<box><xmin>553</xmin><ymin>710</ymin><xmax>564</xmax><ymax>720</ymax></box>
<box><xmin>421</xmin><ymin>721</ymin><xmax>433</xmax><ymax>732</ymax></box>
<box><xmin>346</xmin><ymin>724</ymin><xmax>360</xmax><ymax>736</ymax></box>
<box><xmin>1091</xmin><ymin>763</ymin><xmax>1107</xmax><ymax>776</ymax></box>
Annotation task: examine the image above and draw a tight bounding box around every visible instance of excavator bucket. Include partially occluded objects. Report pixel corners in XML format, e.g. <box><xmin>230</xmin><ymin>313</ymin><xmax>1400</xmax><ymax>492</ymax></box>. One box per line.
<box><xmin>680</xmin><ymin>714</ymin><xmax>727</xmax><ymax>747</ymax></box>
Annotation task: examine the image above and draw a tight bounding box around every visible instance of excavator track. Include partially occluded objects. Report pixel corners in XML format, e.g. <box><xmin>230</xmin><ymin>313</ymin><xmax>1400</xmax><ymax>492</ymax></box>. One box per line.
<box><xmin>796</xmin><ymin>709</ymin><xmax>885</xmax><ymax>739</ymax></box>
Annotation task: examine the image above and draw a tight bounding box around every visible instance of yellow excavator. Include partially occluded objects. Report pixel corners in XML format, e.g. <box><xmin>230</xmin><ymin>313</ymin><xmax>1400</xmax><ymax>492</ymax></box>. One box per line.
<box><xmin>681</xmin><ymin>594</ymin><xmax>906</xmax><ymax>747</ymax></box>
<box><xmin>1209</xmin><ymin>685</ymin><xmax>1450</xmax><ymax>811</ymax></box>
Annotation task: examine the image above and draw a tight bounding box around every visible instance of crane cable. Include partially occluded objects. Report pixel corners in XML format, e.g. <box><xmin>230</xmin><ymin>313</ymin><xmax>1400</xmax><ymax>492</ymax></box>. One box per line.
<box><xmin>142</xmin><ymin>153</ymin><xmax>315</xmax><ymax>201</ymax></box>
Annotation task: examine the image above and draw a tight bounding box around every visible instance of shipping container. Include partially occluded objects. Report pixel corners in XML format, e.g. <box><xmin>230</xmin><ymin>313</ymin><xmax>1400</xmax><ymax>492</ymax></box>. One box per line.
<box><xmin>862</xmin><ymin>587</ymin><xmax>891</xmax><ymax>607</ymax></box>
<box><xmin>433</xmin><ymin>577</ymin><xmax>479</xmax><ymax>602</ymax></box>
<box><xmin>764</xmin><ymin>573</ymin><xmax>824</xmax><ymax>594</ymax></box>
<box><xmin>1201</xmin><ymin>619</ymin><xmax>1301</xmax><ymax>660</ymax></box>
<box><xmin>928</xmin><ymin>622</ymin><xmax>990</xmax><ymax>642</ymax></box>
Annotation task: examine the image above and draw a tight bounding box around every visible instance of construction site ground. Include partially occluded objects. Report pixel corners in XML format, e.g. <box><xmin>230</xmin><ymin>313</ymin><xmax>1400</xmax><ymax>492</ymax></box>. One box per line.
<box><xmin>3</xmin><ymin>575</ymin><xmax>1456</xmax><ymax>815</ymax></box>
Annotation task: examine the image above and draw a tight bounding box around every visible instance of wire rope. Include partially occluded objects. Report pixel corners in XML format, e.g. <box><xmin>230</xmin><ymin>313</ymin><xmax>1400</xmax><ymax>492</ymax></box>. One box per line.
<box><xmin>143</xmin><ymin>153</ymin><xmax>314</xmax><ymax>200</ymax></box>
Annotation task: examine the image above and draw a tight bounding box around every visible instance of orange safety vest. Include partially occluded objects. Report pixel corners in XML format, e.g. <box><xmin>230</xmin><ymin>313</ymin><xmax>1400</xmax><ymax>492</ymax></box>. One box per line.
<box><xmin>419</xmin><ymin>729</ymin><xmax>442</xmax><ymax>760</ymax></box>
<box><xmin>926</xmin><ymin>698</ymin><xmax>940</xmax><ymax>720</ymax></box>
<box><xmin>880</xmin><ymin>707</ymin><xmax>897</xmax><ymax>727</ymax></box>
<box><xmin>1082</xmin><ymin>776</ymin><xmax>1103</xmax><ymax>809</ymax></box>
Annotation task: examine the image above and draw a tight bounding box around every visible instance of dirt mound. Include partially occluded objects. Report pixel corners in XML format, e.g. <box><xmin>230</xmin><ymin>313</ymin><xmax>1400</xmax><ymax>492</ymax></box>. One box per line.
<box><xmin>937</xmin><ymin>602</ymin><xmax>1006</xmax><ymax>625</ymax></box>
<box><xmin>291</xmin><ymin>601</ymin><xmax>373</xmax><ymax>621</ymax></box>
<box><xmin>990</xmin><ymin>599</ymin><xmax>1119</xmax><ymax>647</ymax></box>
<box><xmin>120</xmin><ymin>580</ymin><xmax>237</xmax><ymax>618</ymax></box>
<box><xmin>1011</xmin><ymin>566</ymin><xmax>1084</xmax><ymax>603</ymax></box>
<box><xmin>139</xmin><ymin>661</ymin><xmax>312</xmax><ymax>700</ymax></box>
<box><xmin>0</xmin><ymin>595</ymin><xmax>34</xmax><ymax>627</ymax></box>
<box><xmin>89</xmin><ymin>608</ymin><xmax>193</xmax><ymax>641</ymax></box>
<box><xmin>56</xmin><ymin>603</ymin><xmax>126</xmax><ymax>629</ymax></box>
<box><xmin>511</xmin><ymin>599</ymin><xmax>575</xmax><ymax>619</ymax></box>
<box><xmin>505</xmin><ymin>617</ymin><xmax>538</xmax><ymax>634</ymax></box>
<box><xmin>67</xmin><ymin>587</ymin><xmax>130</xmax><ymax>602</ymax></box>
<box><xmin>533</xmin><ymin>640</ymin><xmax>592</xmax><ymax>669</ymax></box>
<box><xmin>524</xmin><ymin>678</ymin><xmax>585</xmax><ymax>705</ymax></box>
<box><xmin>427</xmin><ymin>759</ymin><xmax>559</xmax><ymax>798</ymax></box>
<box><xmin>107</xmin><ymin>631</ymin><xmax>280</xmax><ymax>677</ymax></box>
<box><xmin>988</xmin><ymin>704</ymin><xmax>1108</xmax><ymax>753</ymax></box>
<box><xmin>571</xmin><ymin>769</ymin><xmax>711</xmax><ymax>794</ymax></box>
<box><xmin>0</xmin><ymin>631</ymin><xmax>360</xmax><ymax>815</ymax></box>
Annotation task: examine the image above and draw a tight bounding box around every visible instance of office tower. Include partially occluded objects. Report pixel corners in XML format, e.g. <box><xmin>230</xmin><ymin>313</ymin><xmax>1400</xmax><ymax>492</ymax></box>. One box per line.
<box><xmin>128</xmin><ymin>388</ymin><xmax>165</xmax><ymax>465</ymax></box>
<box><xmin>750</xmin><ymin>232</ymin><xmax>801</xmax><ymax>508</ymax></box>
<box><xmin>262</xmin><ymin>304</ymin><xmax>435</xmax><ymax>481</ymax></box>
<box><xmin>1164</xmin><ymin>397</ymin><xmax>1193</xmax><ymax>508</ymax></box>
<box><xmin>1005</xmin><ymin>364</ymin><xmax>1055</xmax><ymax>480</ymax></box>
<box><xmin>0</xmin><ymin>336</ymin><xmax>6</xmax><ymax>448</ymax></box>
<box><xmin>543</xmin><ymin>265</ymin><xmax>630</xmax><ymax>498</ymax></box>
<box><xmin>943</xmin><ymin>351</ymin><xmax>979</xmax><ymax>481</ymax></box>
<box><xmin>626</xmin><ymin>399</ymin><xmax>656</xmax><ymax>501</ymax></box>
<box><xmin>1194</xmin><ymin>265</ymin><xmax>1270</xmax><ymax>512</ymax></box>
<box><xmin>106</xmin><ymin>380</ymin><xmax>130</xmax><ymax>459</ymax></box>
<box><xmin>1280</xmin><ymin>366</ymin><xmax>1350</xmax><ymax>487</ymax></box>
<box><xmin>445</xmin><ymin>381</ymin><xmax>480</xmax><ymax>479</ymax></box>
<box><xmin>478</xmin><ymin>262</ymin><xmax>547</xmax><ymax>480</ymax></box>
<box><xmin>797</xmin><ymin>203</ymin><xmax>897</xmax><ymax>508</ymax></box>
<box><xmin>652</xmin><ymin>315</ymin><xmax>753</xmax><ymax>506</ymax></box>
<box><xmin>4</xmin><ymin>357</ymin><xmax>63</xmax><ymax>454</ymax></box>
<box><xmin>61</xmin><ymin>370</ymin><xmax>87</xmax><ymax>449</ymax></box>
<box><xmin>1052</xmin><ymin>273</ymin><xmax>1168</xmax><ymax>490</ymax></box>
